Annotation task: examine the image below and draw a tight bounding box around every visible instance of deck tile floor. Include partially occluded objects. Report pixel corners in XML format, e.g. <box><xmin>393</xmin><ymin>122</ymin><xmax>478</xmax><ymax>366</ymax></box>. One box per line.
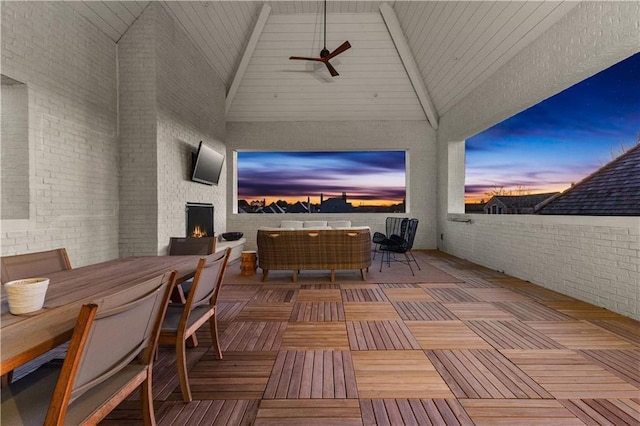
<box><xmin>104</xmin><ymin>250</ymin><xmax>640</xmax><ymax>425</ymax></box>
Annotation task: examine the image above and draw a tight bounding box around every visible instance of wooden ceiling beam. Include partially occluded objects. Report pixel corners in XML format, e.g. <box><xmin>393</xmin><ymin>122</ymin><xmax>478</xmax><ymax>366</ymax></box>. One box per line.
<box><xmin>379</xmin><ymin>2</ymin><xmax>439</xmax><ymax>130</ymax></box>
<box><xmin>226</xmin><ymin>3</ymin><xmax>271</xmax><ymax>115</ymax></box>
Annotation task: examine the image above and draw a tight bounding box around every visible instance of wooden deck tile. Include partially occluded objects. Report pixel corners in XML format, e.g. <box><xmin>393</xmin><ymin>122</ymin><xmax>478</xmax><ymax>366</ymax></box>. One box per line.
<box><xmin>417</xmin><ymin>282</ymin><xmax>460</xmax><ymax>289</ymax></box>
<box><xmin>296</xmin><ymin>288</ymin><xmax>342</xmax><ymax>302</ymax></box>
<box><xmin>341</xmin><ymin>288</ymin><xmax>389</xmax><ymax>302</ymax></box>
<box><xmin>426</xmin><ymin>349</ymin><xmax>552</xmax><ymax>399</ymax></box>
<box><xmin>589</xmin><ymin>319</ymin><xmax>640</xmax><ymax>346</ymax></box>
<box><xmin>255</xmin><ymin>399</ymin><xmax>362</xmax><ymax>425</ymax></box>
<box><xmin>281</xmin><ymin>322</ymin><xmax>349</xmax><ymax>350</ymax></box>
<box><xmin>153</xmin><ymin>346</ymin><xmax>209</xmax><ymax>401</ymax></box>
<box><xmin>219</xmin><ymin>285</ymin><xmax>261</xmax><ymax>301</ymax></box>
<box><xmin>344</xmin><ymin>302</ymin><xmax>401</xmax><ymax>321</ymax></box>
<box><xmin>185</xmin><ymin>351</ymin><xmax>277</xmax><ymax>400</ymax></box>
<box><xmin>579</xmin><ymin>349</ymin><xmax>640</xmax><ymax>387</ymax></box>
<box><xmin>427</xmin><ymin>288</ymin><xmax>482</xmax><ymax>303</ymax></box>
<box><xmin>406</xmin><ymin>321</ymin><xmax>493</xmax><ymax>350</ymax></box>
<box><xmin>512</xmin><ymin>287</ymin><xmax>575</xmax><ymax>302</ymax></box>
<box><xmin>221</xmin><ymin>322</ymin><xmax>287</xmax><ymax>351</ymax></box>
<box><xmin>542</xmin><ymin>301</ymin><xmax>628</xmax><ymax>320</ymax></box>
<box><xmin>392</xmin><ymin>301</ymin><xmax>458</xmax><ymax>321</ymax></box>
<box><xmin>381</xmin><ymin>287</ymin><xmax>434</xmax><ymax>301</ymax></box>
<box><xmin>290</xmin><ymin>302</ymin><xmax>345</xmax><ymax>322</ymax></box>
<box><xmin>464</xmin><ymin>288</ymin><xmax>529</xmax><ymax>301</ymax></box>
<box><xmin>263</xmin><ymin>350</ymin><xmax>358</xmax><ymax>399</ymax></box>
<box><xmin>443</xmin><ymin>302</ymin><xmax>516</xmax><ymax>320</ymax></box>
<box><xmin>457</xmin><ymin>276</ymin><xmax>502</xmax><ymax>288</ymax></box>
<box><xmin>501</xmin><ymin>349</ymin><xmax>640</xmax><ymax>399</ymax></box>
<box><xmin>560</xmin><ymin>398</ymin><xmax>640</xmax><ymax>425</ymax></box>
<box><xmin>300</xmin><ymin>283</ymin><xmax>340</xmax><ymax>290</ymax></box>
<box><xmin>360</xmin><ymin>399</ymin><xmax>473</xmax><ymax>425</ymax></box>
<box><xmin>352</xmin><ymin>350</ymin><xmax>454</xmax><ymax>399</ymax></box>
<box><xmin>527</xmin><ymin>321</ymin><xmax>636</xmax><ymax>349</ymax></box>
<box><xmin>346</xmin><ymin>321</ymin><xmax>421</xmax><ymax>350</ymax></box>
<box><xmin>217</xmin><ymin>301</ymin><xmax>247</xmax><ymax>323</ymax></box>
<box><xmin>460</xmin><ymin>399</ymin><xmax>584</xmax><ymax>425</ymax></box>
<box><xmin>379</xmin><ymin>283</ymin><xmax>419</xmax><ymax>288</ymax></box>
<box><xmin>158</xmin><ymin>399</ymin><xmax>260</xmax><ymax>425</ymax></box>
<box><xmin>250</xmin><ymin>288</ymin><xmax>298</xmax><ymax>303</ymax></box>
<box><xmin>493</xmin><ymin>301</ymin><xmax>573</xmax><ymax>321</ymax></box>
<box><xmin>466</xmin><ymin>320</ymin><xmax>565</xmax><ymax>349</ymax></box>
<box><xmin>235</xmin><ymin>303</ymin><xmax>294</xmax><ymax>322</ymax></box>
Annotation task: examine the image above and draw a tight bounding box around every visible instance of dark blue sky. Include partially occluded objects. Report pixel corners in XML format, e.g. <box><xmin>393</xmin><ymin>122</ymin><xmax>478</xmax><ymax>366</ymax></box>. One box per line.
<box><xmin>466</xmin><ymin>52</ymin><xmax>640</xmax><ymax>202</ymax></box>
<box><xmin>237</xmin><ymin>151</ymin><xmax>406</xmax><ymax>205</ymax></box>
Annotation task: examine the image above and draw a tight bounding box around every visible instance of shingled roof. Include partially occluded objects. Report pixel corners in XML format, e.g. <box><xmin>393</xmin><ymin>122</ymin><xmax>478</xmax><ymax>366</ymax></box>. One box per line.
<box><xmin>537</xmin><ymin>144</ymin><xmax>640</xmax><ymax>216</ymax></box>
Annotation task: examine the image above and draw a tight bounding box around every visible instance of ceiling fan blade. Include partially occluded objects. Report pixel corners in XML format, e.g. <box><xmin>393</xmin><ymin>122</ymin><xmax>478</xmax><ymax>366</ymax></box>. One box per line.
<box><xmin>290</xmin><ymin>56</ymin><xmax>323</xmax><ymax>62</ymax></box>
<box><xmin>325</xmin><ymin>61</ymin><xmax>339</xmax><ymax>77</ymax></box>
<box><xmin>325</xmin><ymin>41</ymin><xmax>351</xmax><ymax>60</ymax></box>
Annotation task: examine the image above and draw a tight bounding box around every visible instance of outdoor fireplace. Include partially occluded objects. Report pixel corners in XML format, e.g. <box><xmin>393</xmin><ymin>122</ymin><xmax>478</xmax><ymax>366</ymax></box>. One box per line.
<box><xmin>186</xmin><ymin>203</ymin><xmax>214</xmax><ymax>238</ymax></box>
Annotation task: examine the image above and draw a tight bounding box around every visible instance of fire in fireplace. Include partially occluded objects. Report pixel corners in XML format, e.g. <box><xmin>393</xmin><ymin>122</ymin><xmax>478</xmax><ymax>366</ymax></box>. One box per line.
<box><xmin>186</xmin><ymin>203</ymin><xmax>214</xmax><ymax>238</ymax></box>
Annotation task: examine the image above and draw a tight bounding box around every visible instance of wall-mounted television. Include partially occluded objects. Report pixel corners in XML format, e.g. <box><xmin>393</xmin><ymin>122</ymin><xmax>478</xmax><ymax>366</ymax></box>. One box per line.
<box><xmin>191</xmin><ymin>141</ymin><xmax>224</xmax><ymax>186</ymax></box>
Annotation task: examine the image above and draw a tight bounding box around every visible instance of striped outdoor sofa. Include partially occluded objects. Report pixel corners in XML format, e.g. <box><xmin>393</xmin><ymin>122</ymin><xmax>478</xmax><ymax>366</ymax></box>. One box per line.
<box><xmin>256</xmin><ymin>228</ymin><xmax>371</xmax><ymax>282</ymax></box>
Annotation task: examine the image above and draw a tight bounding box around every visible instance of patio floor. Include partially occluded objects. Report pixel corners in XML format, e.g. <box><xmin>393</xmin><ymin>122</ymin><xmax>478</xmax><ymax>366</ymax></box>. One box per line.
<box><xmin>105</xmin><ymin>250</ymin><xmax>640</xmax><ymax>425</ymax></box>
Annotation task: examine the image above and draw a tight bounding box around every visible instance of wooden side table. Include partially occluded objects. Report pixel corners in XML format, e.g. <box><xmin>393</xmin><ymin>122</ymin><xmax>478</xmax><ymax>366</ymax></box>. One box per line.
<box><xmin>240</xmin><ymin>250</ymin><xmax>257</xmax><ymax>276</ymax></box>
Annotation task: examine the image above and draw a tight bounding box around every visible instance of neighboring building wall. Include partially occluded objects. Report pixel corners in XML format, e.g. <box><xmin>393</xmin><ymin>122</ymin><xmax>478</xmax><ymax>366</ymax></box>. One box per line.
<box><xmin>226</xmin><ymin>121</ymin><xmax>436</xmax><ymax>251</ymax></box>
<box><xmin>119</xmin><ymin>4</ymin><xmax>227</xmax><ymax>256</ymax></box>
<box><xmin>0</xmin><ymin>2</ymin><xmax>119</xmax><ymax>266</ymax></box>
<box><xmin>436</xmin><ymin>2</ymin><xmax>640</xmax><ymax>319</ymax></box>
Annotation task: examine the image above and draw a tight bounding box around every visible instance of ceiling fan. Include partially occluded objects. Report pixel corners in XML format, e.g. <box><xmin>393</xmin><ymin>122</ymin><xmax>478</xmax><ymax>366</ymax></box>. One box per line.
<box><xmin>289</xmin><ymin>0</ymin><xmax>351</xmax><ymax>77</ymax></box>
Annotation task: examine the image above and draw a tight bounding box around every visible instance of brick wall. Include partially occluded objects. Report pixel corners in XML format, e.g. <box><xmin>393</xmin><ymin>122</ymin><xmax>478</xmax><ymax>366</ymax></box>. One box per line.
<box><xmin>119</xmin><ymin>4</ymin><xmax>227</xmax><ymax>256</ymax></box>
<box><xmin>1</xmin><ymin>83</ymin><xmax>29</xmax><ymax>220</ymax></box>
<box><xmin>436</xmin><ymin>2</ymin><xmax>640</xmax><ymax>320</ymax></box>
<box><xmin>226</xmin><ymin>120</ymin><xmax>437</xmax><ymax>251</ymax></box>
<box><xmin>1</xmin><ymin>2</ymin><xmax>118</xmax><ymax>266</ymax></box>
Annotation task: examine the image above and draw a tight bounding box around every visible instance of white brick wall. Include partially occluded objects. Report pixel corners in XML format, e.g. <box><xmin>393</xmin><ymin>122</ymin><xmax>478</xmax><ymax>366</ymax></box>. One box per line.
<box><xmin>436</xmin><ymin>2</ymin><xmax>640</xmax><ymax>320</ymax></box>
<box><xmin>1</xmin><ymin>83</ymin><xmax>29</xmax><ymax>219</ymax></box>
<box><xmin>1</xmin><ymin>2</ymin><xmax>118</xmax><ymax>267</ymax></box>
<box><xmin>119</xmin><ymin>4</ymin><xmax>227</xmax><ymax>256</ymax></box>
<box><xmin>226</xmin><ymin>121</ymin><xmax>437</xmax><ymax>252</ymax></box>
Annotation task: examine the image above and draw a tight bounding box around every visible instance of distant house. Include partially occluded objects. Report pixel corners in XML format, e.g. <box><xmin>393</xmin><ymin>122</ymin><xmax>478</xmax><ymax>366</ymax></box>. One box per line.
<box><xmin>319</xmin><ymin>192</ymin><xmax>354</xmax><ymax>213</ymax></box>
<box><xmin>537</xmin><ymin>144</ymin><xmax>640</xmax><ymax>216</ymax></box>
<box><xmin>256</xmin><ymin>202</ymin><xmax>285</xmax><ymax>214</ymax></box>
<box><xmin>484</xmin><ymin>193</ymin><xmax>559</xmax><ymax>214</ymax></box>
<box><xmin>465</xmin><ymin>202</ymin><xmax>486</xmax><ymax>214</ymax></box>
<box><xmin>287</xmin><ymin>201</ymin><xmax>312</xmax><ymax>213</ymax></box>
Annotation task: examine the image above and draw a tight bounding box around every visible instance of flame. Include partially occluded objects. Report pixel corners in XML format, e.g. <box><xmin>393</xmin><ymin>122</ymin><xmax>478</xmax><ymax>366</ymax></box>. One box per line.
<box><xmin>190</xmin><ymin>226</ymin><xmax>207</xmax><ymax>238</ymax></box>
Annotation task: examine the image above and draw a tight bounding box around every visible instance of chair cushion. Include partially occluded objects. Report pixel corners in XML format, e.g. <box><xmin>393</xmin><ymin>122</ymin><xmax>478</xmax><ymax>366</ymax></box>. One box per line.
<box><xmin>327</xmin><ymin>220</ymin><xmax>351</xmax><ymax>228</ymax></box>
<box><xmin>303</xmin><ymin>221</ymin><xmax>328</xmax><ymax>228</ymax></box>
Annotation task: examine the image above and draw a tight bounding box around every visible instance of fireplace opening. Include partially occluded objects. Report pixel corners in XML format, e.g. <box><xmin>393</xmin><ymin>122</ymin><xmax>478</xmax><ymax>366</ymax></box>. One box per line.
<box><xmin>186</xmin><ymin>203</ymin><xmax>214</xmax><ymax>238</ymax></box>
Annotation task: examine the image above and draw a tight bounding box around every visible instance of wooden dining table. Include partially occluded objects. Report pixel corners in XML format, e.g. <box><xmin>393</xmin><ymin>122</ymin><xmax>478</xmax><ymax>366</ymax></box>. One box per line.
<box><xmin>0</xmin><ymin>255</ymin><xmax>202</xmax><ymax>375</ymax></box>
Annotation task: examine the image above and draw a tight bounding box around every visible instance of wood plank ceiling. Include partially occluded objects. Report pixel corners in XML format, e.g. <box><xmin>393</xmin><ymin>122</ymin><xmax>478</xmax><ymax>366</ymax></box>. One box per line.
<box><xmin>68</xmin><ymin>1</ymin><xmax>578</xmax><ymax>123</ymax></box>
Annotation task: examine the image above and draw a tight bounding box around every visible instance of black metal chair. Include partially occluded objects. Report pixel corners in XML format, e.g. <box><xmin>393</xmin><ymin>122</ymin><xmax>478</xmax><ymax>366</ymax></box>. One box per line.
<box><xmin>378</xmin><ymin>218</ymin><xmax>420</xmax><ymax>275</ymax></box>
<box><xmin>372</xmin><ymin>217</ymin><xmax>410</xmax><ymax>259</ymax></box>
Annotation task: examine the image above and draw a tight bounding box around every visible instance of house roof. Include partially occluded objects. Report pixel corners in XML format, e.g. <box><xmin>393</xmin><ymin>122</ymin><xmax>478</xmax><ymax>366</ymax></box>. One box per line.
<box><xmin>537</xmin><ymin>144</ymin><xmax>640</xmax><ymax>216</ymax></box>
<box><xmin>487</xmin><ymin>193</ymin><xmax>559</xmax><ymax>210</ymax></box>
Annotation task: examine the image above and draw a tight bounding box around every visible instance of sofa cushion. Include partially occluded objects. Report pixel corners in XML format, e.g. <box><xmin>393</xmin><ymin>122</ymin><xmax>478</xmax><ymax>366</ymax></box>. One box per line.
<box><xmin>260</xmin><ymin>226</ymin><xmax>294</xmax><ymax>231</ymax></box>
<box><xmin>328</xmin><ymin>220</ymin><xmax>351</xmax><ymax>228</ymax></box>
<box><xmin>334</xmin><ymin>226</ymin><xmax>370</xmax><ymax>231</ymax></box>
<box><xmin>280</xmin><ymin>220</ymin><xmax>304</xmax><ymax>229</ymax></box>
<box><xmin>303</xmin><ymin>220</ymin><xmax>328</xmax><ymax>228</ymax></box>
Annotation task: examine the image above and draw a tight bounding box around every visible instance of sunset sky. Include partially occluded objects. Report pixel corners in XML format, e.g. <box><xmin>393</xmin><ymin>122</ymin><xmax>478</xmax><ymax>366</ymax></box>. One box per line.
<box><xmin>237</xmin><ymin>151</ymin><xmax>406</xmax><ymax>206</ymax></box>
<box><xmin>465</xmin><ymin>52</ymin><xmax>640</xmax><ymax>203</ymax></box>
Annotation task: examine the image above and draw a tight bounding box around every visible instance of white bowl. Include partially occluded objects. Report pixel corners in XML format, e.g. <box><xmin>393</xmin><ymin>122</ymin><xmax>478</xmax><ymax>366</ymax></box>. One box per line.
<box><xmin>4</xmin><ymin>277</ymin><xmax>49</xmax><ymax>315</ymax></box>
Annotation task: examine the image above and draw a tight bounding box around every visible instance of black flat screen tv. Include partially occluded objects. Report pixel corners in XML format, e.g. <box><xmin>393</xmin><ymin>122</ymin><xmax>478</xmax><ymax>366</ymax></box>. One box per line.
<box><xmin>191</xmin><ymin>141</ymin><xmax>224</xmax><ymax>186</ymax></box>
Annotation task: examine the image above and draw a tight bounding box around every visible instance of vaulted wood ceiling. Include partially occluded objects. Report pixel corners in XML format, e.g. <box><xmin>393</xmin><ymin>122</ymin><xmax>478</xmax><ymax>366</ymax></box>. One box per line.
<box><xmin>67</xmin><ymin>1</ymin><xmax>578</xmax><ymax>123</ymax></box>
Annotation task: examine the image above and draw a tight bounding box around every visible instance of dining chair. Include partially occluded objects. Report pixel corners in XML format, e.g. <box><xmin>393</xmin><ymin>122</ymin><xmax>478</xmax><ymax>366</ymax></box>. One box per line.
<box><xmin>0</xmin><ymin>270</ymin><xmax>176</xmax><ymax>426</ymax></box>
<box><xmin>1</xmin><ymin>248</ymin><xmax>72</xmax><ymax>284</ymax></box>
<box><xmin>168</xmin><ymin>237</ymin><xmax>216</xmax><ymax>256</ymax></box>
<box><xmin>158</xmin><ymin>248</ymin><xmax>230</xmax><ymax>402</ymax></box>
<box><xmin>379</xmin><ymin>218</ymin><xmax>421</xmax><ymax>275</ymax></box>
